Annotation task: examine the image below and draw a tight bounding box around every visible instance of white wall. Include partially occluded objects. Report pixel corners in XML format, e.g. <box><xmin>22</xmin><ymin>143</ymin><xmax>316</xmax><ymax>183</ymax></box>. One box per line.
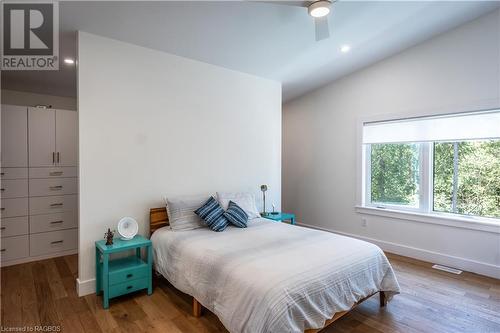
<box><xmin>77</xmin><ymin>32</ymin><xmax>282</xmax><ymax>295</ymax></box>
<box><xmin>1</xmin><ymin>89</ymin><xmax>77</xmax><ymax>110</ymax></box>
<box><xmin>283</xmin><ymin>10</ymin><xmax>500</xmax><ymax>278</ymax></box>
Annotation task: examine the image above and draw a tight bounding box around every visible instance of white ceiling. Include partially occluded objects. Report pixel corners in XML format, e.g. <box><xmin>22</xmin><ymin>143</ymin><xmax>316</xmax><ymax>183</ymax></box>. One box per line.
<box><xmin>2</xmin><ymin>1</ymin><xmax>499</xmax><ymax>102</ymax></box>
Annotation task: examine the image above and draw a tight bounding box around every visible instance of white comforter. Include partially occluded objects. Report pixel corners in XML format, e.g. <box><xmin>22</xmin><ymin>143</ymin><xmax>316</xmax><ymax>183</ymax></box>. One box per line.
<box><xmin>151</xmin><ymin>218</ymin><xmax>400</xmax><ymax>333</ymax></box>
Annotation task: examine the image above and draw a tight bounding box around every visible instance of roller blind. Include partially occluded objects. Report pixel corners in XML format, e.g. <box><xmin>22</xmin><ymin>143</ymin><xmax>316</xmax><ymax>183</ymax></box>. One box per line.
<box><xmin>363</xmin><ymin>110</ymin><xmax>500</xmax><ymax>144</ymax></box>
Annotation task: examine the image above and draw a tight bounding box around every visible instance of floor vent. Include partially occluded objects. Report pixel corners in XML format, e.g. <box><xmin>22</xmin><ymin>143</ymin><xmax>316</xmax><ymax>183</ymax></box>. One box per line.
<box><xmin>432</xmin><ymin>264</ymin><xmax>462</xmax><ymax>275</ymax></box>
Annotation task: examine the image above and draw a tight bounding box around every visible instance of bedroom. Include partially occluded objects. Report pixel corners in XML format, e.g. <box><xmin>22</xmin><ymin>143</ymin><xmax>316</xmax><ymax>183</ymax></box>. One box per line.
<box><xmin>1</xmin><ymin>1</ymin><xmax>499</xmax><ymax>332</ymax></box>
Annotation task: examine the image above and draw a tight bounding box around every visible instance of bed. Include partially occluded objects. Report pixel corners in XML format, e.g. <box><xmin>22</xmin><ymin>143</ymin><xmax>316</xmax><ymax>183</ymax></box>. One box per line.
<box><xmin>150</xmin><ymin>207</ymin><xmax>400</xmax><ymax>333</ymax></box>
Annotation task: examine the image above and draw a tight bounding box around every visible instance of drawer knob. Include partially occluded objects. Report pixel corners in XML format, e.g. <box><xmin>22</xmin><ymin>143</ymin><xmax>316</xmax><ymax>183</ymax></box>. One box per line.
<box><xmin>0</xmin><ymin>227</ymin><xmax>5</xmax><ymax>230</ymax></box>
<box><xmin>49</xmin><ymin>171</ymin><xmax>63</xmax><ymax>176</ymax></box>
<box><xmin>51</xmin><ymin>240</ymin><xmax>64</xmax><ymax>245</ymax></box>
<box><xmin>50</xmin><ymin>220</ymin><xmax>63</xmax><ymax>224</ymax></box>
<box><xmin>1</xmin><ymin>249</ymin><xmax>6</xmax><ymax>252</ymax></box>
<box><xmin>0</xmin><ymin>172</ymin><xmax>4</xmax><ymax>176</ymax></box>
<box><xmin>0</xmin><ymin>189</ymin><xmax>4</xmax><ymax>192</ymax></box>
<box><xmin>126</xmin><ymin>286</ymin><xmax>133</xmax><ymax>290</ymax></box>
<box><xmin>0</xmin><ymin>208</ymin><xmax>5</xmax><ymax>211</ymax></box>
<box><xmin>126</xmin><ymin>273</ymin><xmax>133</xmax><ymax>278</ymax></box>
<box><xmin>49</xmin><ymin>186</ymin><xmax>63</xmax><ymax>190</ymax></box>
<box><xmin>50</xmin><ymin>203</ymin><xmax>63</xmax><ymax>207</ymax></box>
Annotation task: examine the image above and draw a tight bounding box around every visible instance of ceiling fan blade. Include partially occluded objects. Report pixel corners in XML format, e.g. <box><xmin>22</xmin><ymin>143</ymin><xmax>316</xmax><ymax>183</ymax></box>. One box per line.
<box><xmin>314</xmin><ymin>16</ymin><xmax>330</xmax><ymax>41</ymax></box>
<box><xmin>253</xmin><ymin>1</ymin><xmax>309</xmax><ymax>7</ymax></box>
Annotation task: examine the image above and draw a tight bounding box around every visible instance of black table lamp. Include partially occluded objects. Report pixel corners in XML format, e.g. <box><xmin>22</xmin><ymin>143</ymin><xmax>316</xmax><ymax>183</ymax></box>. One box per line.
<box><xmin>260</xmin><ymin>185</ymin><xmax>268</xmax><ymax>216</ymax></box>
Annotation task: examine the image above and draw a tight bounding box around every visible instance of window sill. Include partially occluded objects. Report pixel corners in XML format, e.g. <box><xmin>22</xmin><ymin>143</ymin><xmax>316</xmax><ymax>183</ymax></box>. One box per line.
<box><xmin>355</xmin><ymin>206</ymin><xmax>500</xmax><ymax>234</ymax></box>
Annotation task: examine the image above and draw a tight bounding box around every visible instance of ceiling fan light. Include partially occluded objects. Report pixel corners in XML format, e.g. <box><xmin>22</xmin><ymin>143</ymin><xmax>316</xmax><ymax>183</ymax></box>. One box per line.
<box><xmin>308</xmin><ymin>1</ymin><xmax>331</xmax><ymax>18</ymax></box>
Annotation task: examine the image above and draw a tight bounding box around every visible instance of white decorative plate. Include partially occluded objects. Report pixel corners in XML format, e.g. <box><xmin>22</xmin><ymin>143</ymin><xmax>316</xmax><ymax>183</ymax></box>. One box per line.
<box><xmin>117</xmin><ymin>217</ymin><xmax>138</xmax><ymax>240</ymax></box>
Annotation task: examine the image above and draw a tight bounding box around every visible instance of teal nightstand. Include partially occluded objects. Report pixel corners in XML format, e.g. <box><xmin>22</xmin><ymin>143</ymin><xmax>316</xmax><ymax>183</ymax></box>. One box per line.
<box><xmin>95</xmin><ymin>235</ymin><xmax>152</xmax><ymax>309</ymax></box>
<box><xmin>263</xmin><ymin>212</ymin><xmax>296</xmax><ymax>225</ymax></box>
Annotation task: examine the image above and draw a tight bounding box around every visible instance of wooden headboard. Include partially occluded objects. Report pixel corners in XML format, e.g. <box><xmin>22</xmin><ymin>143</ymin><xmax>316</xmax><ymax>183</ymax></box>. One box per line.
<box><xmin>149</xmin><ymin>207</ymin><xmax>169</xmax><ymax>236</ymax></box>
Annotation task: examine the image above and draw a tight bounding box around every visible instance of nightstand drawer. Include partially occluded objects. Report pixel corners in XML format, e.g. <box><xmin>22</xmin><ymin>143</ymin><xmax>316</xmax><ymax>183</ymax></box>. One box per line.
<box><xmin>109</xmin><ymin>264</ymin><xmax>149</xmax><ymax>285</ymax></box>
<box><xmin>109</xmin><ymin>277</ymin><xmax>148</xmax><ymax>298</ymax></box>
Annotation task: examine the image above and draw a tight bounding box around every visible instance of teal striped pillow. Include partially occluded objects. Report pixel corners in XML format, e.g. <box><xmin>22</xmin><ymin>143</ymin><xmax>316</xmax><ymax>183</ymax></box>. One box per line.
<box><xmin>194</xmin><ymin>197</ymin><xmax>228</xmax><ymax>232</ymax></box>
<box><xmin>224</xmin><ymin>200</ymin><xmax>248</xmax><ymax>228</ymax></box>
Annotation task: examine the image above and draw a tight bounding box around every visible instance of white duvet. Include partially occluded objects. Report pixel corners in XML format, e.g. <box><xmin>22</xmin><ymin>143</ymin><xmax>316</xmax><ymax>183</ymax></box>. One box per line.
<box><xmin>151</xmin><ymin>218</ymin><xmax>400</xmax><ymax>333</ymax></box>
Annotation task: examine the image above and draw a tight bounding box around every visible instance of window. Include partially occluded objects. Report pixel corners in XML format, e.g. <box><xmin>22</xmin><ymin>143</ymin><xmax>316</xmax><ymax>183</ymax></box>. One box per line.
<box><xmin>370</xmin><ymin>143</ymin><xmax>421</xmax><ymax>208</ymax></box>
<box><xmin>362</xmin><ymin>110</ymin><xmax>500</xmax><ymax>221</ymax></box>
<box><xmin>433</xmin><ymin>140</ymin><xmax>500</xmax><ymax>218</ymax></box>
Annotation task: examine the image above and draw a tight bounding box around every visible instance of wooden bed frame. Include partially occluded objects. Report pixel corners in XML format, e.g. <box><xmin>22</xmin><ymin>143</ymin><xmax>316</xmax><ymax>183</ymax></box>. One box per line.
<box><xmin>149</xmin><ymin>207</ymin><xmax>387</xmax><ymax>332</ymax></box>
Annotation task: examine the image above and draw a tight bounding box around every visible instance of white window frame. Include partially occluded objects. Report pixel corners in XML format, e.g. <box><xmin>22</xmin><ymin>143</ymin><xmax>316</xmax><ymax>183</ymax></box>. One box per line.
<box><xmin>356</xmin><ymin>110</ymin><xmax>500</xmax><ymax>234</ymax></box>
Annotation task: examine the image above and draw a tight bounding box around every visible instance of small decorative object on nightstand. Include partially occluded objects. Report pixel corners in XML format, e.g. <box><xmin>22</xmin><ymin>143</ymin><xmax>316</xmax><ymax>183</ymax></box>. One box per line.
<box><xmin>263</xmin><ymin>212</ymin><xmax>296</xmax><ymax>225</ymax></box>
<box><xmin>104</xmin><ymin>228</ymin><xmax>114</xmax><ymax>245</ymax></box>
<box><xmin>95</xmin><ymin>235</ymin><xmax>152</xmax><ymax>309</ymax></box>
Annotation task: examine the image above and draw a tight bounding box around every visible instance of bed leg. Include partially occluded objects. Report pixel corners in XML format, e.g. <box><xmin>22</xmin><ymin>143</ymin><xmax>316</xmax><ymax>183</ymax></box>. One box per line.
<box><xmin>379</xmin><ymin>291</ymin><xmax>387</xmax><ymax>307</ymax></box>
<box><xmin>193</xmin><ymin>298</ymin><xmax>202</xmax><ymax>317</ymax></box>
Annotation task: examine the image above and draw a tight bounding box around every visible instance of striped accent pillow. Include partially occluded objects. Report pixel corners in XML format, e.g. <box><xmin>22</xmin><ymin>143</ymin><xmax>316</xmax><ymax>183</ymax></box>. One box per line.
<box><xmin>224</xmin><ymin>200</ymin><xmax>248</xmax><ymax>228</ymax></box>
<box><xmin>194</xmin><ymin>197</ymin><xmax>229</xmax><ymax>232</ymax></box>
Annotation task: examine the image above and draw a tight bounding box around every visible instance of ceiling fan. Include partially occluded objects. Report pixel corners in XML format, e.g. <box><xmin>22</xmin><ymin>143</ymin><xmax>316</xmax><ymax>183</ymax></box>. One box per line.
<box><xmin>265</xmin><ymin>1</ymin><xmax>335</xmax><ymax>41</ymax></box>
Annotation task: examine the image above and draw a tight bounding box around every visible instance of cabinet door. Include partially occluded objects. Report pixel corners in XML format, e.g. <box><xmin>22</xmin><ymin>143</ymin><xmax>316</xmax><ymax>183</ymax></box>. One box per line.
<box><xmin>29</xmin><ymin>108</ymin><xmax>56</xmax><ymax>167</ymax></box>
<box><xmin>55</xmin><ymin>110</ymin><xmax>78</xmax><ymax>166</ymax></box>
<box><xmin>1</xmin><ymin>105</ymin><xmax>28</xmax><ymax>167</ymax></box>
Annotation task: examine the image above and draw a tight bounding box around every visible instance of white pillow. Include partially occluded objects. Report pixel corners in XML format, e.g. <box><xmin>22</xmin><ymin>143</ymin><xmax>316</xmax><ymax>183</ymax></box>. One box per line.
<box><xmin>165</xmin><ymin>195</ymin><xmax>209</xmax><ymax>231</ymax></box>
<box><xmin>216</xmin><ymin>192</ymin><xmax>261</xmax><ymax>219</ymax></box>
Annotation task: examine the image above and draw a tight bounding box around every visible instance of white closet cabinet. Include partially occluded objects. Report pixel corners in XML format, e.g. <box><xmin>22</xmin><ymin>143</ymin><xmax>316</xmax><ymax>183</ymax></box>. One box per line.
<box><xmin>1</xmin><ymin>105</ymin><xmax>28</xmax><ymax>167</ymax></box>
<box><xmin>55</xmin><ymin>110</ymin><xmax>78</xmax><ymax>166</ymax></box>
<box><xmin>28</xmin><ymin>107</ymin><xmax>78</xmax><ymax>167</ymax></box>
<box><xmin>1</xmin><ymin>105</ymin><xmax>78</xmax><ymax>267</ymax></box>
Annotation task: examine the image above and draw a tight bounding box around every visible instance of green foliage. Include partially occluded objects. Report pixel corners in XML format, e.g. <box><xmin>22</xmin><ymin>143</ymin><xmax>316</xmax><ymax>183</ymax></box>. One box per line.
<box><xmin>434</xmin><ymin>140</ymin><xmax>500</xmax><ymax>218</ymax></box>
<box><xmin>370</xmin><ymin>143</ymin><xmax>420</xmax><ymax>206</ymax></box>
<box><xmin>370</xmin><ymin>140</ymin><xmax>500</xmax><ymax>219</ymax></box>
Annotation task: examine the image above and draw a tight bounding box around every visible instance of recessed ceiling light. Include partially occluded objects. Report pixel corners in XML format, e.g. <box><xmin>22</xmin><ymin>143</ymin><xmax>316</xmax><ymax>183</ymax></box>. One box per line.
<box><xmin>340</xmin><ymin>45</ymin><xmax>351</xmax><ymax>53</ymax></box>
<box><xmin>64</xmin><ymin>58</ymin><xmax>75</xmax><ymax>64</ymax></box>
<box><xmin>308</xmin><ymin>1</ymin><xmax>331</xmax><ymax>18</ymax></box>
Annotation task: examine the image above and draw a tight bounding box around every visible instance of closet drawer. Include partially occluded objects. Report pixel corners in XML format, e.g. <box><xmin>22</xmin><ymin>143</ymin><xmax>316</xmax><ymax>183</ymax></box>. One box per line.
<box><xmin>1</xmin><ymin>198</ymin><xmax>29</xmax><ymax>218</ymax></box>
<box><xmin>30</xmin><ymin>228</ymin><xmax>77</xmax><ymax>256</ymax></box>
<box><xmin>1</xmin><ymin>235</ymin><xmax>29</xmax><ymax>261</ymax></box>
<box><xmin>29</xmin><ymin>167</ymin><xmax>78</xmax><ymax>179</ymax></box>
<box><xmin>1</xmin><ymin>168</ymin><xmax>28</xmax><ymax>180</ymax></box>
<box><xmin>0</xmin><ymin>179</ymin><xmax>28</xmax><ymax>198</ymax></box>
<box><xmin>30</xmin><ymin>211</ymin><xmax>78</xmax><ymax>234</ymax></box>
<box><xmin>29</xmin><ymin>178</ymin><xmax>77</xmax><ymax>197</ymax></box>
<box><xmin>29</xmin><ymin>194</ymin><xmax>77</xmax><ymax>215</ymax></box>
<box><xmin>1</xmin><ymin>216</ymin><xmax>29</xmax><ymax>238</ymax></box>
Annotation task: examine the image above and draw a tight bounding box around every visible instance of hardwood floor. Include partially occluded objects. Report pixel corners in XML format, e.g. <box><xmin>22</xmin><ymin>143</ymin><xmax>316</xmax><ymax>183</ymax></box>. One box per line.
<box><xmin>1</xmin><ymin>253</ymin><xmax>499</xmax><ymax>333</ymax></box>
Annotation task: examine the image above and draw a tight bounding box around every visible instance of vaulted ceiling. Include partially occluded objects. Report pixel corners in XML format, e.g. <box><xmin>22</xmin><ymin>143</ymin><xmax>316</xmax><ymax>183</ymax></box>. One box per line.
<box><xmin>2</xmin><ymin>1</ymin><xmax>499</xmax><ymax>102</ymax></box>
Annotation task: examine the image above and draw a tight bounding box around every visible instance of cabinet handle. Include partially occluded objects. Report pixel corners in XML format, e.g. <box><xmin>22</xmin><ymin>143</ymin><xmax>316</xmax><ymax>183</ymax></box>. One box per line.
<box><xmin>0</xmin><ymin>208</ymin><xmax>5</xmax><ymax>211</ymax></box>
<box><xmin>0</xmin><ymin>172</ymin><xmax>4</xmax><ymax>176</ymax></box>
<box><xmin>49</xmin><ymin>186</ymin><xmax>63</xmax><ymax>190</ymax></box>
<box><xmin>126</xmin><ymin>286</ymin><xmax>133</xmax><ymax>290</ymax></box>
<box><xmin>0</xmin><ymin>188</ymin><xmax>4</xmax><ymax>191</ymax></box>
<box><xmin>50</xmin><ymin>220</ymin><xmax>63</xmax><ymax>224</ymax></box>
<box><xmin>49</xmin><ymin>171</ymin><xmax>63</xmax><ymax>176</ymax></box>
<box><xmin>57</xmin><ymin>152</ymin><xmax>60</xmax><ymax>163</ymax></box>
<box><xmin>126</xmin><ymin>273</ymin><xmax>133</xmax><ymax>278</ymax></box>
<box><xmin>53</xmin><ymin>152</ymin><xmax>55</xmax><ymax>164</ymax></box>
<box><xmin>1</xmin><ymin>249</ymin><xmax>5</xmax><ymax>252</ymax></box>
<box><xmin>51</xmin><ymin>240</ymin><xmax>63</xmax><ymax>245</ymax></box>
<box><xmin>50</xmin><ymin>203</ymin><xmax>63</xmax><ymax>207</ymax></box>
<box><xmin>1</xmin><ymin>227</ymin><xmax>5</xmax><ymax>230</ymax></box>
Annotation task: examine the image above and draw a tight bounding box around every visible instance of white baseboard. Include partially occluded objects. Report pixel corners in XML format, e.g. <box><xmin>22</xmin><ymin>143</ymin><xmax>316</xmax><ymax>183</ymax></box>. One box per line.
<box><xmin>77</xmin><ymin>277</ymin><xmax>96</xmax><ymax>296</ymax></box>
<box><xmin>1</xmin><ymin>249</ymin><xmax>78</xmax><ymax>267</ymax></box>
<box><xmin>297</xmin><ymin>222</ymin><xmax>500</xmax><ymax>279</ymax></box>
